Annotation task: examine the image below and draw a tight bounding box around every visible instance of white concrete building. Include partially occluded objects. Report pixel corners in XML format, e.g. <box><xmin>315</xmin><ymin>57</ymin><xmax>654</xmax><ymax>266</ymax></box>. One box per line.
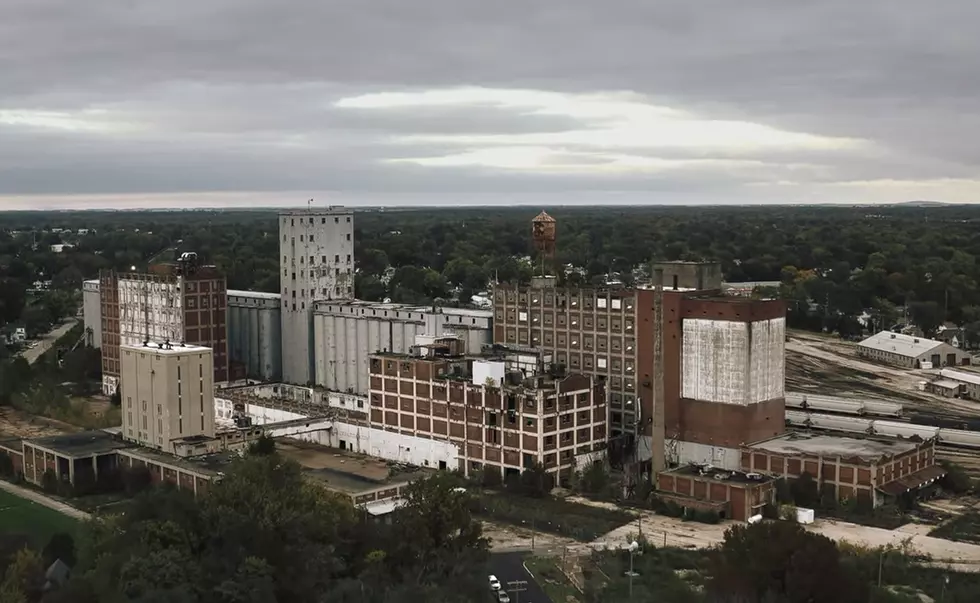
<box><xmin>312</xmin><ymin>300</ymin><xmax>493</xmax><ymax>396</ymax></box>
<box><xmin>858</xmin><ymin>331</ymin><xmax>972</xmax><ymax>369</ymax></box>
<box><xmin>82</xmin><ymin>279</ymin><xmax>101</xmax><ymax>348</ymax></box>
<box><xmin>119</xmin><ymin>342</ymin><xmax>216</xmax><ymax>452</ymax></box>
<box><xmin>280</xmin><ymin>208</ymin><xmax>355</xmax><ymax>385</ymax></box>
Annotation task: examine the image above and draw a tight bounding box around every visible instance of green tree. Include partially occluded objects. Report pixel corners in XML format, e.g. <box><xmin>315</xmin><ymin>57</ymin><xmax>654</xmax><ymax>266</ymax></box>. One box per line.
<box><xmin>708</xmin><ymin>521</ymin><xmax>868</xmax><ymax>603</ymax></box>
<box><xmin>0</xmin><ymin>548</ymin><xmax>44</xmax><ymax>603</ymax></box>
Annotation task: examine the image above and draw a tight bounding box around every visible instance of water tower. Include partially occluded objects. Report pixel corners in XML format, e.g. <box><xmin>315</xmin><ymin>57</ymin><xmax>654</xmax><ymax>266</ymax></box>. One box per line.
<box><xmin>531</xmin><ymin>211</ymin><xmax>557</xmax><ymax>276</ymax></box>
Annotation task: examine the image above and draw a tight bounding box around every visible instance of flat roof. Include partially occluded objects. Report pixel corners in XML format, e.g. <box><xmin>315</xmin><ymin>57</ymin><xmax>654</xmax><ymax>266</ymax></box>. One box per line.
<box><xmin>120</xmin><ymin>447</ymin><xmax>239</xmax><ymax>476</ymax></box>
<box><xmin>276</xmin><ymin>441</ymin><xmax>431</xmax><ymax>494</ymax></box>
<box><xmin>0</xmin><ymin>437</ymin><xmax>23</xmax><ymax>452</ymax></box>
<box><xmin>279</xmin><ymin>207</ymin><xmax>350</xmax><ymax>216</ymax></box>
<box><xmin>858</xmin><ymin>330</ymin><xmax>945</xmax><ymax>357</ymax></box>
<box><xmin>227</xmin><ymin>289</ymin><xmax>281</xmax><ymax>301</ymax></box>
<box><xmin>121</xmin><ymin>341</ymin><xmax>211</xmax><ymax>354</ymax></box>
<box><xmin>931</xmin><ymin>379</ymin><xmax>963</xmax><ymax>389</ymax></box>
<box><xmin>749</xmin><ymin>431</ymin><xmax>919</xmax><ymax>460</ymax></box>
<box><xmin>665</xmin><ymin>464</ymin><xmax>775</xmax><ymax>485</ymax></box>
<box><xmin>29</xmin><ymin>431</ymin><xmax>133</xmax><ymax>457</ymax></box>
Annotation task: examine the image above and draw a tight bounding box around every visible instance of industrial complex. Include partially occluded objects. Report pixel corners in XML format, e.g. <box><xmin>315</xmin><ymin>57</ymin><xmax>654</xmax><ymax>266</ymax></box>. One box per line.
<box><xmin>65</xmin><ymin>206</ymin><xmax>963</xmax><ymax>522</ymax></box>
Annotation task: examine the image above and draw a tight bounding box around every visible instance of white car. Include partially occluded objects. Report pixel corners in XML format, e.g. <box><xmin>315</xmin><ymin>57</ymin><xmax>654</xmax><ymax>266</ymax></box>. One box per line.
<box><xmin>489</xmin><ymin>575</ymin><xmax>501</xmax><ymax>591</ymax></box>
<box><xmin>497</xmin><ymin>592</ymin><xmax>510</xmax><ymax>603</ymax></box>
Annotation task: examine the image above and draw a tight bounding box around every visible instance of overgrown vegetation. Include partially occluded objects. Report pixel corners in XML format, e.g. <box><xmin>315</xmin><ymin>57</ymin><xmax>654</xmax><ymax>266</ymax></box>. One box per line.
<box><xmin>928</xmin><ymin>511</ymin><xmax>980</xmax><ymax>544</ymax></box>
<box><xmin>474</xmin><ymin>492</ymin><xmax>634</xmax><ymax>542</ymax></box>
<box><xmin>15</xmin><ymin>454</ymin><xmax>491</xmax><ymax>603</ymax></box>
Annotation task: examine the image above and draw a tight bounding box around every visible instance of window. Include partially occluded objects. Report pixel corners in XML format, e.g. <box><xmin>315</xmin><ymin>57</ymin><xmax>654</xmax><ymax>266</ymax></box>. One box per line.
<box><xmin>598</xmin><ymin>298</ymin><xmax>607</xmax><ymax>309</ymax></box>
<box><xmin>347</xmin><ymin>216</ymin><xmax>351</xmax><ymax>222</ymax></box>
<box><xmin>346</xmin><ymin>233</ymin><xmax>351</xmax><ymax>241</ymax></box>
<box><xmin>322</xmin><ymin>217</ymin><xmax>326</xmax><ymax>224</ymax></box>
<box><xmin>321</xmin><ymin>255</ymin><xmax>326</xmax><ymax>263</ymax></box>
<box><xmin>335</xmin><ymin>254</ymin><xmax>340</xmax><ymax>262</ymax></box>
<box><xmin>612</xmin><ymin>299</ymin><xmax>622</xmax><ymax>310</ymax></box>
<box><xmin>347</xmin><ymin>254</ymin><xmax>351</xmax><ymax>262</ymax></box>
<box><xmin>518</xmin><ymin>311</ymin><xmax>528</xmax><ymax>322</ymax></box>
<box><xmin>300</xmin><ymin>234</ymin><xmax>304</xmax><ymax>242</ymax></box>
<box><xmin>335</xmin><ymin>217</ymin><xmax>339</xmax><ymax>223</ymax></box>
<box><xmin>309</xmin><ymin>255</ymin><xmax>314</xmax><ymax>264</ymax></box>
<box><xmin>597</xmin><ymin>357</ymin><xmax>607</xmax><ymax>369</ymax></box>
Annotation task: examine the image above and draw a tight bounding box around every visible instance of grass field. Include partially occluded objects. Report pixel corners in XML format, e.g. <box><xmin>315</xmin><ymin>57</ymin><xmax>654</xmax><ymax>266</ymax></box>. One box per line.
<box><xmin>0</xmin><ymin>489</ymin><xmax>79</xmax><ymax>546</ymax></box>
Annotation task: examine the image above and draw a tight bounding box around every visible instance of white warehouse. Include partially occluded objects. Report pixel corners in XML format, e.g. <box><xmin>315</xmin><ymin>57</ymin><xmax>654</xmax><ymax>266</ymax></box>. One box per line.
<box><xmin>312</xmin><ymin>300</ymin><xmax>492</xmax><ymax>396</ymax></box>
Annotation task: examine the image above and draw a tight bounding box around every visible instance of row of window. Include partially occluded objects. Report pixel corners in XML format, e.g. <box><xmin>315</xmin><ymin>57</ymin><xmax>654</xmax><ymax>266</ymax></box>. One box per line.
<box><xmin>498</xmin><ymin>289</ymin><xmax>635</xmax><ymax>311</ymax></box>
<box><xmin>285</xmin><ymin>232</ymin><xmax>352</xmax><ymax>244</ymax></box>
<box><xmin>286</xmin><ymin>216</ymin><xmax>351</xmax><ymax>226</ymax></box>
<box><xmin>507</xmin><ymin>310</ymin><xmax>635</xmax><ymax>333</ymax></box>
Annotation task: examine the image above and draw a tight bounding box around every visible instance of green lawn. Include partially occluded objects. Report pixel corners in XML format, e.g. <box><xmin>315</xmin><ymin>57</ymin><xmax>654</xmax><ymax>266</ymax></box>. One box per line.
<box><xmin>0</xmin><ymin>489</ymin><xmax>79</xmax><ymax>546</ymax></box>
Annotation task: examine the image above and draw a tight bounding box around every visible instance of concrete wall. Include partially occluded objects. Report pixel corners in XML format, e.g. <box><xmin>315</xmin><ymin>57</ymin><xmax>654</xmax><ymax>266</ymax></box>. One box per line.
<box><xmin>312</xmin><ymin>302</ymin><xmax>492</xmax><ymax>396</ymax></box>
<box><xmin>290</xmin><ymin>420</ymin><xmax>460</xmax><ymax>469</ymax></box>
<box><xmin>681</xmin><ymin>317</ymin><xmax>785</xmax><ymax>405</ymax></box>
<box><xmin>228</xmin><ymin>291</ymin><xmax>282</xmax><ymax>381</ymax></box>
<box><xmin>82</xmin><ymin>279</ymin><xmax>102</xmax><ymax>348</ymax></box>
<box><xmin>670</xmin><ymin>441</ymin><xmax>741</xmax><ymax>470</ymax></box>
<box><xmin>120</xmin><ymin>344</ymin><xmax>215</xmax><ymax>450</ymax></box>
<box><xmin>280</xmin><ymin>209</ymin><xmax>355</xmax><ymax>385</ymax></box>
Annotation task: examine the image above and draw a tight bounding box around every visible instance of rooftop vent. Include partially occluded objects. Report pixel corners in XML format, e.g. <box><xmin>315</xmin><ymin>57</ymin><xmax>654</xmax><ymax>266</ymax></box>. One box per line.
<box><xmin>890</xmin><ymin>334</ymin><xmax>897</xmax><ymax>339</ymax></box>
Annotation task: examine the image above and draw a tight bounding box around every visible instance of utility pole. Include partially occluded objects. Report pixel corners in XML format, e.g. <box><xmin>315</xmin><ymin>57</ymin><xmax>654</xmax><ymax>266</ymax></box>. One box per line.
<box><xmin>507</xmin><ymin>579</ymin><xmax>527</xmax><ymax>603</ymax></box>
<box><xmin>877</xmin><ymin>549</ymin><xmax>883</xmax><ymax>588</ymax></box>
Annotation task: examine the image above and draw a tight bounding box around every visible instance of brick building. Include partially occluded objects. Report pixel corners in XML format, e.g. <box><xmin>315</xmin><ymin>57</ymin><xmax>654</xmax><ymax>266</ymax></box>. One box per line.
<box><xmin>493</xmin><ymin>261</ymin><xmax>787</xmax><ymax>471</ymax></box>
<box><xmin>100</xmin><ymin>259</ymin><xmax>228</xmax><ymax>394</ymax></box>
<box><xmin>368</xmin><ymin>338</ymin><xmax>606</xmax><ymax>481</ymax></box>
<box><xmin>656</xmin><ymin>465</ymin><xmax>776</xmax><ymax>521</ymax></box>
<box><xmin>743</xmin><ymin>431</ymin><xmax>945</xmax><ymax>508</ymax></box>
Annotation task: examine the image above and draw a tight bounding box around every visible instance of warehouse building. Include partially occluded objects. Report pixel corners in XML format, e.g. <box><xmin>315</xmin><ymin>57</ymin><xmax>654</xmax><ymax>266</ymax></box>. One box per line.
<box><xmin>743</xmin><ymin>431</ymin><xmax>944</xmax><ymax>508</ymax></box>
<box><xmin>99</xmin><ymin>254</ymin><xmax>229</xmax><ymax>394</ymax></box>
<box><xmin>494</xmin><ymin>265</ymin><xmax>787</xmax><ymax>471</ymax></box>
<box><xmin>656</xmin><ymin>465</ymin><xmax>776</xmax><ymax>521</ymax></box>
<box><xmin>228</xmin><ymin>290</ymin><xmax>282</xmax><ymax>382</ymax></box>
<box><xmin>857</xmin><ymin>331</ymin><xmax>971</xmax><ymax>369</ymax></box>
<box><xmin>368</xmin><ymin>338</ymin><xmax>606</xmax><ymax>482</ymax></box>
<box><xmin>935</xmin><ymin>368</ymin><xmax>980</xmax><ymax>401</ymax></box>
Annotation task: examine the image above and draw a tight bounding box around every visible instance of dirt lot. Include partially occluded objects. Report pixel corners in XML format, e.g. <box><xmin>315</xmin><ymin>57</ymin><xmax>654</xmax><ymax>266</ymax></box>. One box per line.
<box><xmin>786</xmin><ymin>331</ymin><xmax>980</xmax><ymax>417</ymax></box>
<box><xmin>0</xmin><ymin>407</ymin><xmax>73</xmax><ymax>440</ymax></box>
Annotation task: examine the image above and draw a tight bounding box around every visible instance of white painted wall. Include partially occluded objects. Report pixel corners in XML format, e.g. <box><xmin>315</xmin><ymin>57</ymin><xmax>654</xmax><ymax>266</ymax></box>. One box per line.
<box><xmin>473</xmin><ymin>360</ymin><xmax>505</xmax><ymax>387</ymax></box>
<box><xmin>229</xmin><ymin>399</ymin><xmax>458</xmax><ymax>469</ymax></box>
<box><xmin>681</xmin><ymin>317</ymin><xmax>785</xmax><ymax>405</ymax></box>
<box><xmin>118</xmin><ymin>278</ymin><xmax>183</xmax><ymax>347</ymax></box>
<box><xmin>82</xmin><ymin>280</ymin><xmax>102</xmax><ymax>348</ymax></box>
<box><xmin>672</xmin><ymin>441</ymin><xmax>741</xmax><ymax>471</ymax></box>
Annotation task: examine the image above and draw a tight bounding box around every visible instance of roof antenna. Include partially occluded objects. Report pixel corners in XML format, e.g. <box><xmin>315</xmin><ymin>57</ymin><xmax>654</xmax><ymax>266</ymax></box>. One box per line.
<box><xmin>308</xmin><ymin>197</ymin><xmax>313</xmax><ymax>211</ymax></box>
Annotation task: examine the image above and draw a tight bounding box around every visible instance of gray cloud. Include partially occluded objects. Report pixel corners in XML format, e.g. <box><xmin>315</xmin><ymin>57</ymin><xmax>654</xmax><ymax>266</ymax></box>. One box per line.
<box><xmin>2</xmin><ymin>0</ymin><xmax>980</xmax><ymax>207</ymax></box>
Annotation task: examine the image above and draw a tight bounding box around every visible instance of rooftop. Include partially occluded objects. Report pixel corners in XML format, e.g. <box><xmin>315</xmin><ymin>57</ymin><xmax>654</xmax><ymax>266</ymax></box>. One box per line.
<box><xmin>858</xmin><ymin>330</ymin><xmax>945</xmax><ymax>357</ymax></box>
<box><xmin>279</xmin><ymin>207</ymin><xmax>351</xmax><ymax>216</ymax></box>
<box><xmin>29</xmin><ymin>431</ymin><xmax>133</xmax><ymax>458</ymax></box>
<box><xmin>314</xmin><ymin>299</ymin><xmax>491</xmax><ymax>319</ymax></box>
<box><xmin>930</xmin><ymin>379</ymin><xmax>963</xmax><ymax>390</ymax></box>
<box><xmin>120</xmin><ymin>447</ymin><xmax>240</xmax><ymax>476</ymax></box>
<box><xmin>277</xmin><ymin>441</ymin><xmax>431</xmax><ymax>495</ymax></box>
<box><xmin>940</xmin><ymin>368</ymin><xmax>980</xmax><ymax>386</ymax></box>
<box><xmin>228</xmin><ymin>289</ymin><xmax>282</xmax><ymax>301</ymax></box>
<box><xmin>665</xmin><ymin>464</ymin><xmax>775</xmax><ymax>485</ymax></box>
<box><xmin>120</xmin><ymin>341</ymin><xmax>212</xmax><ymax>354</ymax></box>
<box><xmin>748</xmin><ymin>431</ymin><xmax>920</xmax><ymax>460</ymax></box>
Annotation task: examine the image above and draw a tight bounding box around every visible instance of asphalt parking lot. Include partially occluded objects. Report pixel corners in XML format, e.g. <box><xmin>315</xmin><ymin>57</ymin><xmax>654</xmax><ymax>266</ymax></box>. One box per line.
<box><xmin>488</xmin><ymin>552</ymin><xmax>552</xmax><ymax>603</ymax></box>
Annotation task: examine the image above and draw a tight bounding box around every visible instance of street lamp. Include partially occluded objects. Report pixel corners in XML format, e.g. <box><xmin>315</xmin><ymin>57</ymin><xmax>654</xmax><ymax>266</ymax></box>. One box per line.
<box><xmin>626</xmin><ymin>540</ymin><xmax>640</xmax><ymax>599</ymax></box>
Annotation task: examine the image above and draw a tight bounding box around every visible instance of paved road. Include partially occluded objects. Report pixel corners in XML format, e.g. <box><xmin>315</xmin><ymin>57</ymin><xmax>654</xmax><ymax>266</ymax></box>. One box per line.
<box><xmin>0</xmin><ymin>479</ymin><xmax>90</xmax><ymax>521</ymax></box>
<box><xmin>489</xmin><ymin>552</ymin><xmax>552</xmax><ymax>603</ymax></box>
<box><xmin>19</xmin><ymin>319</ymin><xmax>78</xmax><ymax>365</ymax></box>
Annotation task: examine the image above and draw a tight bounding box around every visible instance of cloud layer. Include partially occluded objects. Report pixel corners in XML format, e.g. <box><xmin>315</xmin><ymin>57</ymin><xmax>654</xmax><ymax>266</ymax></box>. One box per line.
<box><xmin>2</xmin><ymin>0</ymin><xmax>979</xmax><ymax>208</ymax></box>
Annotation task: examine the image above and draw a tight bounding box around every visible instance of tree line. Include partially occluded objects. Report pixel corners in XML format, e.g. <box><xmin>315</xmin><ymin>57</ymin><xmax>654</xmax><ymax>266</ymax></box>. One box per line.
<box><xmin>4</xmin><ymin>205</ymin><xmax>980</xmax><ymax>339</ymax></box>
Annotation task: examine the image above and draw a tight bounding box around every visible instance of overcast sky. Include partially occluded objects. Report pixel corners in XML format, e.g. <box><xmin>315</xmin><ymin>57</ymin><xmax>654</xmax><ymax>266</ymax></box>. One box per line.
<box><xmin>3</xmin><ymin>1</ymin><xmax>979</xmax><ymax>209</ymax></box>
